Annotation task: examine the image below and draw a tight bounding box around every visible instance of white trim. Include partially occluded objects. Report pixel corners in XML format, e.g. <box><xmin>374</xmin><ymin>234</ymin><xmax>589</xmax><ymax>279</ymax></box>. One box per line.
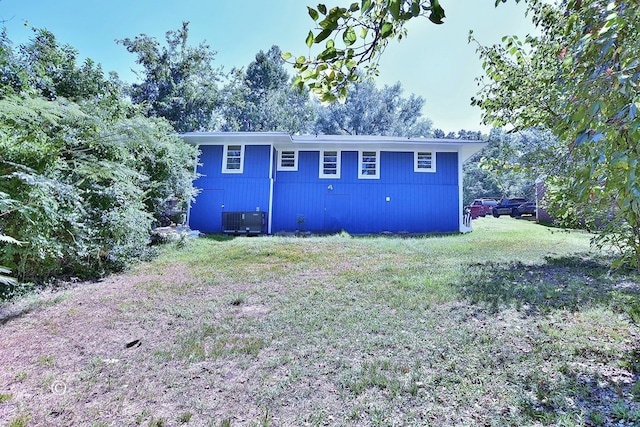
<box><xmin>277</xmin><ymin>150</ymin><xmax>298</xmax><ymax>171</ymax></box>
<box><xmin>268</xmin><ymin>145</ymin><xmax>274</xmax><ymax>234</ymax></box>
<box><xmin>222</xmin><ymin>144</ymin><xmax>244</xmax><ymax>174</ymax></box>
<box><xmin>414</xmin><ymin>151</ymin><xmax>436</xmax><ymax>173</ymax></box>
<box><xmin>319</xmin><ymin>150</ymin><xmax>341</xmax><ymax>179</ymax></box>
<box><xmin>180</xmin><ymin>132</ymin><xmax>487</xmax><ymax>161</ymax></box>
<box><xmin>458</xmin><ymin>151</ymin><xmax>472</xmax><ymax>233</ymax></box>
<box><xmin>358</xmin><ymin>150</ymin><xmax>380</xmax><ymax>179</ymax></box>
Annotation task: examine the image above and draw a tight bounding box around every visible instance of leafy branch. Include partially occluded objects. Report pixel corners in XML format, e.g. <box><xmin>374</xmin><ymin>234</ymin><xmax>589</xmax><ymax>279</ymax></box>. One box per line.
<box><xmin>285</xmin><ymin>0</ymin><xmax>446</xmax><ymax>103</ymax></box>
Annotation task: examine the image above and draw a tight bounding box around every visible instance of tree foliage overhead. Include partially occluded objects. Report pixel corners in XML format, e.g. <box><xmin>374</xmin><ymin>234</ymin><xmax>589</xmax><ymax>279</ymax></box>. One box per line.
<box><xmin>289</xmin><ymin>0</ymin><xmax>520</xmax><ymax>103</ymax></box>
<box><xmin>118</xmin><ymin>22</ymin><xmax>221</xmax><ymax>132</ymax></box>
<box><xmin>314</xmin><ymin>78</ymin><xmax>433</xmax><ymax>136</ymax></box>
<box><xmin>473</xmin><ymin>0</ymin><xmax>640</xmax><ymax>269</ymax></box>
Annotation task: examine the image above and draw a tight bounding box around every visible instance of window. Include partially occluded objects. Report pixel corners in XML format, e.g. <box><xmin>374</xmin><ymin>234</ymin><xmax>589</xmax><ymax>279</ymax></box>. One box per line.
<box><xmin>319</xmin><ymin>150</ymin><xmax>341</xmax><ymax>178</ymax></box>
<box><xmin>359</xmin><ymin>150</ymin><xmax>379</xmax><ymax>179</ymax></box>
<box><xmin>222</xmin><ymin>144</ymin><xmax>244</xmax><ymax>173</ymax></box>
<box><xmin>277</xmin><ymin>150</ymin><xmax>298</xmax><ymax>171</ymax></box>
<box><xmin>414</xmin><ymin>151</ymin><xmax>436</xmax><ymax>173</ymax></box>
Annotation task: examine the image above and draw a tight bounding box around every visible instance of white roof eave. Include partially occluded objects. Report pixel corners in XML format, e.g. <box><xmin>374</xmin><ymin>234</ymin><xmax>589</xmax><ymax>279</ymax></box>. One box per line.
<box><xmin>179</xmin><ymin>132</ymin><xmax>486</xmax><ymax>158</ymax></box>
<box><xmin>180</xmin><ymin>131</ymin><xmax>292</xmax><ymax>146</ymax></box>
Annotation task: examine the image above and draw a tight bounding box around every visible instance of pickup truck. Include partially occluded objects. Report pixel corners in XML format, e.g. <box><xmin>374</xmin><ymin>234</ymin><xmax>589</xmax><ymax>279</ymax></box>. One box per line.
<box><xmin>492</xmin><ymin>198</ymin><xmax>528</xmax><ymax>217</ymax></box>
<box><xmin>468</xmin><ymin>198</ymin><xmax>498</xmax><ymax>218</ymax></box>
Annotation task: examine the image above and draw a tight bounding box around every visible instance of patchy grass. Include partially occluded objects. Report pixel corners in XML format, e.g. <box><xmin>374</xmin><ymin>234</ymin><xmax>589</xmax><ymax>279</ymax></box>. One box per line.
<box><xmin>0</xmin><ymin>218</ymin><xmax>639</xmax><ymax>426</ymax></box>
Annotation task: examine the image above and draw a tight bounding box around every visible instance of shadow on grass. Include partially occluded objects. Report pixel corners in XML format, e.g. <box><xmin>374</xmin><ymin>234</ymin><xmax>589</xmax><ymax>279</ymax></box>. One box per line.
<box><xmin>458</xmin><ymin>255</ymin><xmax>640</xmax><ymax>318</ymax></box>
<box><xmin>458</xmin><ymin>255</ymin><xmax>640</xmax><ymax>424</ymax></box>
<box><xmin>200</xmin><ymin>233</ymin><xmax>237</xmax><ymax>242</ymax></box>
<box><xmin>517</xmin><ymin>355</ymin><xmax>640</xmax><ymax>425</ymax></box>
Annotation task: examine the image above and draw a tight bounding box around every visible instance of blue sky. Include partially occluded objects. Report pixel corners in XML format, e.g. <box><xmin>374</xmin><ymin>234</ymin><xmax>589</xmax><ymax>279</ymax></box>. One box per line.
<box><xmin>1</xmin><ymin>0</ymin><xmax>535</xmax><ymax>133</ymax></box>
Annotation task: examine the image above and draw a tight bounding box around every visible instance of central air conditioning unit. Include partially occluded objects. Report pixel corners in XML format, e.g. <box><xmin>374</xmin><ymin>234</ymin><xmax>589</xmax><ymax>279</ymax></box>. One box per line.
<box><xmin>222</xmin><ymin>211</ymin><xmax>266</xmax><ymax>235</ymax></box>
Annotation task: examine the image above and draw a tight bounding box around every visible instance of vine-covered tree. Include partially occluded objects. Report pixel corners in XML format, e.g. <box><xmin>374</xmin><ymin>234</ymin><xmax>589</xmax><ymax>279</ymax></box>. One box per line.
<box><xmin>118</xmin><ymin>22</ymin><xmax>221</xmax><ymax>132</ymax></box>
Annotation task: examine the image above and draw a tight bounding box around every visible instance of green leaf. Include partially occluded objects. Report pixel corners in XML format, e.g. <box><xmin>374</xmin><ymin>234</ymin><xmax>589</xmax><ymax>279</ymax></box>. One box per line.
<box><xmin>291</xmin><ymin>76</ymin><xmax>303</xmax><ymax>89</ymax></box>
<box><xmin>380</xmin><ymin>22</ymin><xmax>393</xmax><ymax>38</ymax></box>
<box><xmin>306</xmin><ymin>31</ymin><xmax>314</xmax><ymax>48</ymax></box>
<box><xmin>360</xmin><ymin>27</ymin><xmax>369</xmax><ymax>39</ymax></box>
<box><xmin>428</xmin><ymin>0</ymin><xmax>445</xmax><ymax>24</ymax></box>
<box><xmin>318</xmin><ymin>47</ymin><xmax>337</xmax><ymax>60</ymax></box>
<box><xmin>389</xmin><ymin>0</ymin><xmax>401</xmax><ymax>20</ymax></box>
<box><xmin>315</xmin><ymin>29</ymin><xmax>333</xmax><ymax>44</ymax></box>
<box><xmin>318</xmin><ymin>3</ymin><xmax>327</xmax><ymax>15</ymax></box>
<box><xmin>361</xmin><ymin>0</ymin><xmax>373</xmax><ymax>14</ymax></box>
<box><xmin>349</xmin><ymin>2</ymin><xmax>359</xmax><ymax>12</ymax></box>
<box><xmin>343</xmin><ymin>27</ymin><xmax>357</xmax><ymax>46</ymax></box>
<box><xmin>412</xmin><ymin>1</ymin><xmax>421</xmax><ymax>16</ymax></box>
<box><xmin>319</xmin><ymin>17</ymin><xmax>339</xmax><ymax>30</ymax></box>
<box><xmin>338</xmin><ymin>87</ymin><xmax>348</xmax><ymax>103</ymax></box>
<box><xmin>281</xmin><ymin>51</ymin><xmax>292</xmax><ymax>61</ymax></box>
<box><xmin>308</xmin><ymin>6</ymin><xmax>319</xmax><ymax>21</ymax></box>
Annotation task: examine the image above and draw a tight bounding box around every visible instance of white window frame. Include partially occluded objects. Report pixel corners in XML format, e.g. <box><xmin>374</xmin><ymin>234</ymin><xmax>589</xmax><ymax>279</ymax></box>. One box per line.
<box><xmin>358</xmin><ymin>150</ymin><xmax>380</xmax><ymax>179</ymax></box>
<box><xmin>277</xmin><ymin>150</ymin><xmax>298</xmax><ymax>171</ymax></box>
<box><xmin>222</xmin><ymin>144</ymin><xmax>245</xmax><ymax>174</ymax></box>
<box><xmin>319</xmin><ymin>150</ymin><xmax>341</xmax><ymax>179</ymax></box>
<box><xmin>414</xmin><ymin>151</ymin><xmax>436</xmax><ymax>173</ymax></box>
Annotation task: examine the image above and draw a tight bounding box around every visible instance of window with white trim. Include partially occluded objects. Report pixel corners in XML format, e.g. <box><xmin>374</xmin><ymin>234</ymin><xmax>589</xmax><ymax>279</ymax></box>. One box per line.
<box><xmin>319</xmin><ymin>150</ymin><xmax>341</xmax><ymax>178</ymax></box>
<box><xmin>359</xmin><ymin>150</ymin><xmax>379</xmax><ymax>179</ymax></box>
<box><xmin>414</xmin><ymin>151</ymin><xmax>436</xmax><ymax>173</ymax></box>
<box><xmin>222</xmin><ymin>144</ymin><xmax>244</xmax><ymax>173</ymax></box>
<box><xmin>277</xmin><ymin>150</ymin><xmax>298</xmax><ymax>171</ymax></box>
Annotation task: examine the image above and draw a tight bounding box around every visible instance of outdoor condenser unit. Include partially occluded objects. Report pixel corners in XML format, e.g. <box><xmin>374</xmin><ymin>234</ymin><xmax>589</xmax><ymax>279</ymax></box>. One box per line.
<box><xmin>222</xmin><ymin>211</ymin><xmax>266</xmax><ymax>235</ymax></box>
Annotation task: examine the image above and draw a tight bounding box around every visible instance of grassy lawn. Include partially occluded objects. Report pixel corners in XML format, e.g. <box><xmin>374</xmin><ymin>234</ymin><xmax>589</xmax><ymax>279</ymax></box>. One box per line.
<box><xmin>1</xmin><ymin>218</ymin><xmax>639</xmax><ymax>426</ymax></box>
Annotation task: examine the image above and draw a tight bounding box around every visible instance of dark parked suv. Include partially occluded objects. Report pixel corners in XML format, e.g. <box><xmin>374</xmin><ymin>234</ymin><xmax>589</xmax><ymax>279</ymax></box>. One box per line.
<box><xmin>513</xmin><ymin>202</ymin><xmax>537</xmax><ymax>218</ymax></box>
<box><xmin>492</xmin><ymin>198</ymin><xmax>528</xmax><ymax>217</ymax></box>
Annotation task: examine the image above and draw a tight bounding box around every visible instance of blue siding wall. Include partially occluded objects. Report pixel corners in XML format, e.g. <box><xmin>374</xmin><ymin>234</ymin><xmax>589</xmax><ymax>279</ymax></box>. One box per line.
<box><xmin>271</xmin><ymin>151</ymin><xmax>459</xmax><ymax>234</ymax></box>
<box><xmin>189</xmin><ymin>145</ymin><xmax>271</xmax><ymax>232</ymax></box>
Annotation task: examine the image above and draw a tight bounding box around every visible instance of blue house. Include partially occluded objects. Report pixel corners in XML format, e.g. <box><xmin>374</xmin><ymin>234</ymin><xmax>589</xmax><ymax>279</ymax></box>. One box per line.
<box><xmin>181</xmin><ymin>132</ymin><xmax>485</xmax><ymax>235</ymax></box>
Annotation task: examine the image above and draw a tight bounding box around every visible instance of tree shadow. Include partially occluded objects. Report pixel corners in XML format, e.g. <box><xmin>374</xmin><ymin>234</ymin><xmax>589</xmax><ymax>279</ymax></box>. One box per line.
<box><xmin>516</xmin><ymin>351</ymin><xmax>640</xmax><ymax>424</ymax></box>
<box><xmin>458</xmin><ymin>255</ymin><xmax>640</xmax><ymax>423</ymax></box>
<box><xmin>457</xmin><ymin>255</ymin><xmax>640</xmax><ymax>318</ymax></box>
<box><xmin>201</xmin><ymin>233</ymin><xmax>237</xmax><ymax>242</ymax></box>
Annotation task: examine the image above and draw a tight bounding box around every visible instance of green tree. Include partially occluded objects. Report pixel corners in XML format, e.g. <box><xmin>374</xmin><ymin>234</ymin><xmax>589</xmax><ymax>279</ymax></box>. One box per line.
<box><xmin>472</xmin><ymin>0</ymin><xmax>640</xmax><ymax>268</ymax></box>
<box><xmin>0</xmin><ymin>29</ymin><xmax>29</xmax><ymax>97</ymax></box>
<box><xmin>463</xmin><ymin>127</ymin><xmax>553</xmax><ymax>206</ymax></box>
<box><xmin>118</xmin><ymin>22</ymin><xmax>221</xmax><ymax>132</ymax></box>
<box><xmin>218</xmin><ymin>46</ymin><xmax>315</xmax><ymax>133</ymax></box>
<box><xmin>314</xmin><ymin>78</ymin><xmax>433</xmax><ymax>136</ymax></box>
<box><xmin>0</xmin><ymin>29</ymin><xmax>198</xmax><ymax>287</ymax></box>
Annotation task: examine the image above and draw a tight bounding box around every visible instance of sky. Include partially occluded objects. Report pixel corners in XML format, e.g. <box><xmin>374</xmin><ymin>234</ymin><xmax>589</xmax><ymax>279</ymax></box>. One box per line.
<box><xmin>0</xmin><ymin>0</ymin><xmax>536</xmax><ymax>134</ymax></box>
